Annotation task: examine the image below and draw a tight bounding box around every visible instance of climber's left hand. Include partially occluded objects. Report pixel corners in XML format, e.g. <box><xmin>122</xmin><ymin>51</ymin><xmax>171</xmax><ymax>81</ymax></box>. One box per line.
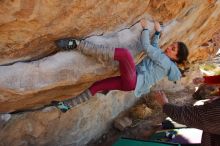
<box><xmin>140</xmin><ymin>19</ymin><xmax>148</xmax><ymax>29</ymax></box>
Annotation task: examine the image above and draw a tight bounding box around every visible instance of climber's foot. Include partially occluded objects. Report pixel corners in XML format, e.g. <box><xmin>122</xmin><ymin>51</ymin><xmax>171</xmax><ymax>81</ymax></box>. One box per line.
<box><xmin>51</xmin><ymin>101</ymin><xmax>71</xmax><ymax>113</ymax></box>
<box><xmin>51</xmin><ymin>90</ymin><xmax>92</xmax><ymax>113</ymax></box>
<box><xmin>55</xmin><ymin>38</ymin><xmax>79</xmax><ymax>50</ymax></box>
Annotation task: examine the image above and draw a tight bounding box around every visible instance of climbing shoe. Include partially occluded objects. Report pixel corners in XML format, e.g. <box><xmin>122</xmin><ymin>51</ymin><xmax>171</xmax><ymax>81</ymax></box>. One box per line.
<box><xmin>52</xmin><ymin>90</ymin><xmax>92</xmax><ymax>112</ymax></box>
<box><xmin>55</xmin><ymin>38</ymin><xmax>79</xmax><ymax>50</ymax></box>
<box><xmin>51</xmin><ymin>101</ymin><xmax>71</xmax><ymax>113</ymax></box>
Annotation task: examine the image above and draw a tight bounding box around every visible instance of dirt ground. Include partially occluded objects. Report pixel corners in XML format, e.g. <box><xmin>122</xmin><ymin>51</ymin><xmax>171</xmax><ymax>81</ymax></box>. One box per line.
<box><xmin>88</xmin><ymin>87</ymin><xmax>196</xmax><ymax>146</ymax></box>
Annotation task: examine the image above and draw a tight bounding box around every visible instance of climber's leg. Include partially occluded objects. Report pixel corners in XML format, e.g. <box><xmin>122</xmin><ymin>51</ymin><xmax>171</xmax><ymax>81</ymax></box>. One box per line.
<box><xmin>114</xmin><ymin>48</ymin><xmax>137</xmax><ymax>91</ymax></box>
<box><xmin>52</xmin><ymin>89</ymin><xmax>92</xmax><ymax>112</ymax></box>
<box><xmin>77</xmin><ymin>40</ymin><xmax>115</xmax><ymax>62</ymax></box>
<box><xmin>89</xmin><ymin>48</ymin><xmax>137</xmax><ymax>95</ymax></box>
<box><xmin>89</xmin><ymin>76</ymin><xmax>122</xmax><ymax>95</ymax></box>
<box><xmin>55</xmin><ymin>39</ymin><xmax>115</xmax><ymax>62</ymax></box>
<box><xmin>53</xmin><ymin>48</ymin><xmax>136</xmax><ymax>112</ymax></box>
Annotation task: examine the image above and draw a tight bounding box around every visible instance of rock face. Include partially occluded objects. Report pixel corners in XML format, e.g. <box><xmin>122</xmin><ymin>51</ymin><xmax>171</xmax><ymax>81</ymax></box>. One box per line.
<box><xmin>1</xmin><ymin>0</ymin><xmax>220</xmax><ymax>65</ymax></box>
<box><xmin>0</xmin><ymin>0</ymin><xmax>150</xmax><ymax>65</ymax></box>
<box><xmin>0</xmin><ymin>0</ymin><xmax>220</xmax><ymax>146</ymax></box>
<box><xmin>1</xmin><ymin>0</ymin><xmax>220</xmax><ymax>112</ymax></box>
<box><xmin>0</xmin><ymin>92</ymin><xmax>138</xmax><ymax>146</ymax></box>
<box><xmin>0</xmin><ymin>23</ymin><xmax>144</xmax><ymax>113</ymax></box>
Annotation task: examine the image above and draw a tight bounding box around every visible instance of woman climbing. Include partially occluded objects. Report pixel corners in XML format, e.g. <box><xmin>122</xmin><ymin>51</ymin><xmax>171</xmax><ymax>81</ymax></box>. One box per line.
<box><xmin>53</xmin><ymin>19</ymin><xmax>189</xmax><ymax>112</ymax></box>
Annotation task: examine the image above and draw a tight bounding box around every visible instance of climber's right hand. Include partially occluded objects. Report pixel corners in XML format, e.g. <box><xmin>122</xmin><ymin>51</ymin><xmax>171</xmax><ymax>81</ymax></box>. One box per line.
<box><xmin>154</xmin><ymin>21</ymin><xmax>161</xmax><ymax>32</ymax></box>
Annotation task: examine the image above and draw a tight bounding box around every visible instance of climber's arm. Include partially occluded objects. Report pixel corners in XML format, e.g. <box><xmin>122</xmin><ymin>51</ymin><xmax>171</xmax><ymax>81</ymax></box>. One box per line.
<box><xmin>151</xmin><ymin>21</ymin><xmax>161</xmax><ymax>48</ymax></box>
<box><xmin>141</xmin><ymin>29</ymin><xmax>165</xmax><ymax>63</ymax></box>
<box><xmin>151</xmin><ymin>32</ymin><xmax>160</xmax><ymax>48</ymax></box>
<box><xmin>140</xmin><ymin>19</ymin><xmax>164</xmax><ymax>62</ymax></box>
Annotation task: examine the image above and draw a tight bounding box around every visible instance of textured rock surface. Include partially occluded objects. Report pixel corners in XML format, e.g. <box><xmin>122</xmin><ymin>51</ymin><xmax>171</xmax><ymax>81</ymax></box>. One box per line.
<box><xmin>0</xmin><ymin>0</ymin><xmax>220</xmax><ymax>65</ymax></box>
<box><xmin>1</xmin><ymin>0</ymin><xmax>220</xmax><ymax>146</ymax></box>
<box><xmin>0</xmin><ymin>23</ymin><xmax>143</xmax><ymax>113</ymax></box>
<box><xmin>0</xmin><ymin>91</ymin><xmax>138</xmax><ymax>146</ymax></box>
<box><xmin>0</xmin><ymin>0</ymin><xmax>150</xmax><ymax>65</ymax></box>
<box><xmin>1</xmin><ymin>0</ymin><xmax>220</xmax><ymax>112</ymax></box>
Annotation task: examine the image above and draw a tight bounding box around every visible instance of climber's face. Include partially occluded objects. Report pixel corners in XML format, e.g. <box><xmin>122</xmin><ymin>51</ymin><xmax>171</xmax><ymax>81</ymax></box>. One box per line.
<box><xmin>165</xmin><ymin>42</ymin><xmax>178</xmax><ymax>61</ymax></box>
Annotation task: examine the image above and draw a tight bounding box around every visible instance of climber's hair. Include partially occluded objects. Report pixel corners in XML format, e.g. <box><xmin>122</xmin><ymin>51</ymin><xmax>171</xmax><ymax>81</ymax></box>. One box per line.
<box><xmin>176</xmin><ymin>42</ymin><xmax>189</xmax><ymax>64</ymax></box>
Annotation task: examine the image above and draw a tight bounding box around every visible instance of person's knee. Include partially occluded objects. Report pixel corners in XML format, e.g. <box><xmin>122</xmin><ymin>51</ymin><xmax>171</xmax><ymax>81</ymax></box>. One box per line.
<box><xmin>123</xmin><ymin>84</ymin><xmax>136</xmax><ymax>91</ymax></box>
<box><xmin>115</xmin><ymin>48</ymin><xmax>132</xmax><ymax>60</ymax></box>
<box><xmin>120</xmin><ymin>48</ymin><xmax>132</xmax><ymax>57</ymax></box>
<box><xmin>122</xmin><ymin>80</ymin><xmax>136</xmax><ymax>91</ymax></box>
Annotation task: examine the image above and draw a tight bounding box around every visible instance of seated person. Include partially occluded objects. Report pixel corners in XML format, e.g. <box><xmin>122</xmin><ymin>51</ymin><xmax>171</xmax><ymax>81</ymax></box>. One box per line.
<box><xmin>153</xmin><ymin>90</ymin><xmax>220</xmax><ymax>146</ymax></box>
